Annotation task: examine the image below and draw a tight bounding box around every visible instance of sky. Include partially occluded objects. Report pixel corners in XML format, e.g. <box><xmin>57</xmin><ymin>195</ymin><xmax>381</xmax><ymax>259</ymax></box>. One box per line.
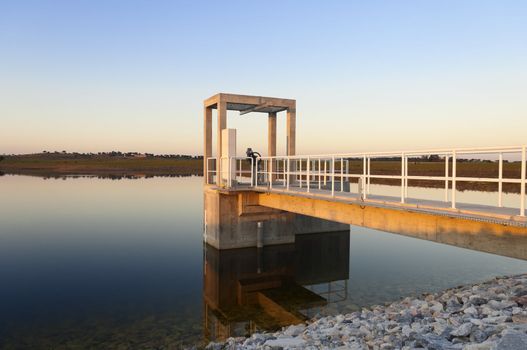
<box><xmin>1</xmin><ymin>0</ymin><xmax>526</xmax><ymax>156</ymax></box>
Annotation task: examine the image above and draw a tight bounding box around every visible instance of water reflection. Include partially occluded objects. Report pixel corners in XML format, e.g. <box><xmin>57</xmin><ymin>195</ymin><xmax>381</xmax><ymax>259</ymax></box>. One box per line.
<box><xmin>203</xmin><ymin>231</ymin><xmax>350</xmax><ymax>342</ymax></box>
<box><xmin>1</xmin><ymin>175</ymin><xmax>526</xmax><ymax>348</ymax></box>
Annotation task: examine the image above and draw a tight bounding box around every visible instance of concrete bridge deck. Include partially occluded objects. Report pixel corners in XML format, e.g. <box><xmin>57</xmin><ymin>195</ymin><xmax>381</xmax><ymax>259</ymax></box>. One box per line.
<box><xmin>251</xmin><ymin>183</ymin><xmax>526</xmax><ymax>227</ymax></box>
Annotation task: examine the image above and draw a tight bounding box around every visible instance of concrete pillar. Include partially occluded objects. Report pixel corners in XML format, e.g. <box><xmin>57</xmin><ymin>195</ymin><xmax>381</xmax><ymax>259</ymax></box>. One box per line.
<box><xmin>204</xmin><ymin>106</ymin><xmax>212</xmax><ymax>183</ymax></box>
<box><xmin>216</xmin><ymin>100</ymin><xmax>227</xmax><ymax>186</ymax></box>
<box><xmin>268</xmin><ymin>112</ymin><xmax>277</xmax><ymax>157</ymax></box>
<box><xmin>286</xmin><ymin>106</ymin><xmax>296</xmax><ymax>156</ymax></box>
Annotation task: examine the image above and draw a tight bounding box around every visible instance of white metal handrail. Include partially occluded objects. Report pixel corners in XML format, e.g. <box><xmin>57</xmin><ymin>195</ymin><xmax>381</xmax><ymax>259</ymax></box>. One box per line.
<box><xmin>205</xmin><ymin>145</ymin><xmax>526</xmax><ymax>217</ymax></box>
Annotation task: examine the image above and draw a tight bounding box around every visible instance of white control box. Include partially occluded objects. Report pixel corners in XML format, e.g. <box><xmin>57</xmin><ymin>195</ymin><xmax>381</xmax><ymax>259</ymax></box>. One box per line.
<box><xmin>221</xmin><ymin>128</ymin><xmax>237</xmax><ymax>186</ymax></box>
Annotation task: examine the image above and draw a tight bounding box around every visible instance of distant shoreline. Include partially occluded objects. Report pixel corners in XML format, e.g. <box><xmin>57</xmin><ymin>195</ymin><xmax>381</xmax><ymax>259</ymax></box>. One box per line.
<box><xmin>0</xmin><ymin>153</ymin><xmax>203</xmax><ymax>178</ymax></box>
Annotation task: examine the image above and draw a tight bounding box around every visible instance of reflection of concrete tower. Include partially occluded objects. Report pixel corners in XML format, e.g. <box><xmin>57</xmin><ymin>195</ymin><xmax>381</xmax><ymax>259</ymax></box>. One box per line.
<box><xmin>202</xmin><ymin>231</ymin><xmax>350</xmax><ymax>343</ymax></box>
<box><xmin>202</xmin><ymin>93</ymin><xmax>348</xmax><ymax>250</ymax></box>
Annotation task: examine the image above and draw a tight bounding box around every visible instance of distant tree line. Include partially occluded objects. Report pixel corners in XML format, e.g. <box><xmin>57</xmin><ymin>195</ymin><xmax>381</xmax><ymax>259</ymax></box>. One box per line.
<box><xmin>36</xmin><ymin>151</ymin><xmax>203</xmax><ymax>159</ymax></box>
<box><xmin>346</xmin><ymin>155</ymin><xmax>510</xmax><ymax>163</ymax></box>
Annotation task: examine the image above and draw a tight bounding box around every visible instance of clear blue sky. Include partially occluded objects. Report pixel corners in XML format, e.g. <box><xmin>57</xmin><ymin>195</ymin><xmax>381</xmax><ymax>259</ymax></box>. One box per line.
<box><xmin>1</xmin><ymin>0</ymin><xmax>526</xmax><ymax>155</ymax></box>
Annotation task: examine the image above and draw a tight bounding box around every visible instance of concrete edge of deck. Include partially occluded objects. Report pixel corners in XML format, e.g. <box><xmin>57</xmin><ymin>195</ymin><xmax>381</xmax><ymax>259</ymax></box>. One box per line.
<box><xmin>246</xmin><ymin>186</ymin><xmax>527</xmax><ymax>228</ymax></box>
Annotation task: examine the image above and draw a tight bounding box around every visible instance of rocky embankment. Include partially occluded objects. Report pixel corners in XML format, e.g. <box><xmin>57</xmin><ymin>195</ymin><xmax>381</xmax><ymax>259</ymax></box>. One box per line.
<box><xmin>207</xmin><ymin>274</ymin><xmax>527</xmax><ymax>349</ymax></box>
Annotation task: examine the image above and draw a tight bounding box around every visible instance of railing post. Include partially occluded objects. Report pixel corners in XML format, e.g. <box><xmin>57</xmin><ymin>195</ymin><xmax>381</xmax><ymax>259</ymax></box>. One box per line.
<box><xmin>521</xmin><ymin>146</ymin><xmax>526</xmax><ymax>217</ymax></box>
<box><xmin>367</xmin><ymin>157</ymin><xmax>371</xmax><ymax>194</ymax></box>
<box><xmin>498</xmin><ymin>153</ymin><xmax>503</xmax><ymax>207</ymax></box>
<box><xmin>444</xmin><ymin>155</ymin><xmax>449</xmax><ymax>202</ymax></box>
<box><xmin>405</xmin><ymin>156</ymin><xmax>409</xmax><ymax>198</ymax></box>
<box><xmin>318</xmin><ymin>158</ymin><xmax>321</xmax><ymax>190</ymax></box>
<box><xmin>299</xmin><ymin>159</ymin><xmax>303</xmax><ymax>188</ymax></box>
<box><xmin>255</xmin><ymin>158</ymin><xmax>259</xmax><ymax>187</ymax></box>
<box><xmin>269</xmin><ymin>158</ymin><xmax>273</xmax><ymax>189</ymax></box>
<box><xmin>286</xmin><ymin>158</ymin><xmax>290</xmax><ymax>190</ymax></box>
<box><xmin>307</xmin><ymin>157</ymin><xmax>310</xmax><ymax>193</ymax></box>
<box><xmin>324</xmin><ymin>160</ymin><xmax>327</xmax><ymax>186</ymax></box>
<box><xmin>250</xmin><ymin>158</ymin><xmax>254</xmax><ymax>187</ymax></box>
<box><xmin>340</xmin><ymin>157</ymin><xmax>344</xmax><ymax>192</ymax></box>
<box><xmin>331</xmin><ymin>156</ymin><xmax>335</xmax><ymax>197</ymax></box>
<box><xmin>362</xmin><ymin>156</ymin><xmax>367</xmax><ymax>199</ymax></box>
<box><xmin>400</xmin><ymin>153</ymin><xmax>405</xmax><ymax>203</ymax></box>
<box><xmin>452</xmin><ymin>150</ymin><xmax>457</xmax><ymax>209</ymax></box>
<box><xmin>283</xmin><ymin>159</ymin><xmax>286</xmax><ymax>187</ymax></box>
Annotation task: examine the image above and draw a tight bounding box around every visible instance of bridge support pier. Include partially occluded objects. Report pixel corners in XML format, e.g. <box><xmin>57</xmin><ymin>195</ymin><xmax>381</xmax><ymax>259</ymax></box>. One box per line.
<box><xmin>204</xmin><ymin>187</ymin><xmax>348</xmax><ymax>250</ymax></box>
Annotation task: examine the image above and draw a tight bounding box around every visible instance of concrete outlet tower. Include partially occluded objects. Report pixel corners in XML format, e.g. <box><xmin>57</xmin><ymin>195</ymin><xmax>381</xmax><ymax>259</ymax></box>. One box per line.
<box><xmin>202</xmin><ymin>93</ymin><xmax>347</xmax><ymax>249</ymax></box>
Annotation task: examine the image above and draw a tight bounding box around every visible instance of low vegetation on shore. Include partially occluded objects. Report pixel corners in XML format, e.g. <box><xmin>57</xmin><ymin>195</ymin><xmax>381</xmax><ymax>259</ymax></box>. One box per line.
<box><xmin>0</xmin><ymin>152</ymin><xmax>202</xmax><ymax>177</ymax></box>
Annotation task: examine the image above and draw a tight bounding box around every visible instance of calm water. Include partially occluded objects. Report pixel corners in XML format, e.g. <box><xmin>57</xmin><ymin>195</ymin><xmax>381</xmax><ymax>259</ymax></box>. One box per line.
<box><xmin>1</xmin><ymin>175</ymin><xmax>527</xmax><ymax>349</ymax></box>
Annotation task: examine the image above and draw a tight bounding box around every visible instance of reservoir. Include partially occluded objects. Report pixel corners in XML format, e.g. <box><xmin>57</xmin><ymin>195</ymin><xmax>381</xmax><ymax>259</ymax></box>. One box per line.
<box><xmin>1</xmin><ymin>175</ymin><xmax>526</xmax><ymax>348</ymax></box>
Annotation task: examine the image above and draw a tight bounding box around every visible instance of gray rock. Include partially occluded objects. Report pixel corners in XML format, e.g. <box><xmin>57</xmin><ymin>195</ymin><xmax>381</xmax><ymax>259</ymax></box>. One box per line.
<box><xmin>451</xmin><ymin>323</ymin><xmax>474</xmax><ymax>337</ymax></box>
<box><xmin>469</xmin><ymin>295</ymin><xmax>488</xmax><ymax>306</ymax></box>
<box><xmin>415</xmin><ymin>333</ymin><xmax>455</xmax><ymax>350</ymax></box>
<box><xmin>283</xmin><ymin>324</ymin><xmax>305</xmax><ymax>337</ymax></box>
<box><xmin>463</xmin><ymin>341</ymin><xmax>496</xmax><ymax>350</ymax></box>
<box><xmin>470</xmin><ymin>328</ymin><xmax>488</xmax><ymax>343</ymax></box>
<box><xmin>493</xmin><ymin>330</ymin><xmax>527</xmax><ymax>350</ymax></box>
<box><xmin>264</xmin><ymin>337</ymin><xmax>306</xmax><ymax>348</ymax></box>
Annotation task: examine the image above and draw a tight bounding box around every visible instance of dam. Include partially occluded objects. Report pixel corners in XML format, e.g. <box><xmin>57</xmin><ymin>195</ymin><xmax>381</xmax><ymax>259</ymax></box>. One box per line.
<box><xmin>203</xmin><ymin>93</ymin><xmax>527</xmax><ymax>260</ymax></box>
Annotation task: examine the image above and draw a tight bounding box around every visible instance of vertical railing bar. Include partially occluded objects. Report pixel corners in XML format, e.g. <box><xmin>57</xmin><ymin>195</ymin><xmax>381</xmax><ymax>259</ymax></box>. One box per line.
<box><xmin>404</xmin><ymin>156</ymin><xmax>408</xmax><ymax>198</ymax></box>
<box><xmin>521</xmin><ymin>146</ymin><xmax>526</xmax><ymax>217</ymax></box>
<box><xmin>367</xmin><ymin>157</ymin><xmax>371</xmax><ymax>194</ymax></box>
<box><xmin>498</xmin><ymin>153</ymin><xmax>503</xmax><ymax>207</ymax></box>
<box><xmin>251</xmin><ymin>158</ymin><xmax>254</xmax><ymax>187</ymax></box>
<box><xmin>318</xmin><ymin>158</ymin><xmax>322</xmax><ymax>190</ymax></box>
<box><xmin>324</xmin><ymin>160</ymin><xmax>327</xmax><ymax>186</ymax></box>
<box><xmin>307</xmin><ymin>157</ymin><xmax>311</xmax><ymax>193</ymax></box>
<box><xmin>444</xmin><ymin>155</ymin><xmax>449</xmax><ymax>202</ymax></box>
<box><xmin>283</xmin><ymin>159</ymin><xmax>286</xmax><ymax>187</ymax></box>
<box><xmin>269</xmin><ymin>158</ymin><xmax>273</xmax><ymax>189</ymax></box>
<box><xmin>256</xmin><ymin>158</ymin><xmax>259</xmax><ymax>187</ymax></box>
<box><xmin>286</xmin><ymin>158</ymin><xmax>290</xmax><ymax>190</ymax></box>
<box><xmin>400</xmin><ymin>153</ymin><xmax>405</xmax><ymax>203</ymax></box>
<box><xmin>299</xmin><ymin>159</ymin><xmax>303</xmax><ymax>188</ymax></box>
<box><xmin>362</xmin><ymin>156</ymin><xmax>367</xmax><ymax>199</ymax></box>
<box><xmin>452</xmin><ymin>150</ymin><xmax>457</xmax><ymax>209</ymax></box>
<box><xmin>331</xmin><ymin>156</ymin><xmax>335</xmax><ymax>197</ymax></box>
<box><xmin>340</xmin><ymin>157</ymin><xmax>344</xmax><ymax>192</ymax></box>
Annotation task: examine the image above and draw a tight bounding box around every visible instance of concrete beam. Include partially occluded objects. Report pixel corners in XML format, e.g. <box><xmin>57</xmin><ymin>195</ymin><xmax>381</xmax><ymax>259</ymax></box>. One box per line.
<box><xmin>257</xmin><ymin>192</ymin><xmax>527</xmax><ymax>261</ymax></box>
<box><xmin>239</xmin><ymin>102</ymin><xmax>272</xmax><ymax>115</ymax></box>
<box><xmin>204</xmin><ymin>93</ymin><xmax>295</xmax><ymax>110</ymax></box>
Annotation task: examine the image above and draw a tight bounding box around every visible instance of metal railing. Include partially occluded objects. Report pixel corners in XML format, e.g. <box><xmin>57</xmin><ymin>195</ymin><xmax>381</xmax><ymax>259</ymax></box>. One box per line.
<box><xmin>206</xmin><ymin>145</ymin><xmax>527</xmax><ymax>217</ymax></box>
